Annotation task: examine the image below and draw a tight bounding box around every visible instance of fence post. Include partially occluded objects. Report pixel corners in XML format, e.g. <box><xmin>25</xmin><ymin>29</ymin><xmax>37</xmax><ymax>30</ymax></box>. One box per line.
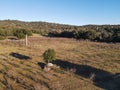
<box><xmin>25</xmin><ymin>34</ymin><xmax>28</xmax><ymax>46</ymax></box>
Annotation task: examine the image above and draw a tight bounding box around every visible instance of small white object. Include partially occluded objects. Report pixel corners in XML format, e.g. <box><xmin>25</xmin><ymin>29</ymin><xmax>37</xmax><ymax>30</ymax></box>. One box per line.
<box><xmin>47</xmin><ymin>63</ymin><xmax>54</xmax><ymax>67</ymax></box>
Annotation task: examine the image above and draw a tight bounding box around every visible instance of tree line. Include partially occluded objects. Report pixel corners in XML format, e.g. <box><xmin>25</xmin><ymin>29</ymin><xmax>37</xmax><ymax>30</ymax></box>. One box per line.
<box><xmin>0</xmin><ymin>20</ymin><xmax>119</xmax><ymax>42</ymax></box>
<box><xmin>49</xmin><ymin>28</ymin><xmax>120</xmax><ymax>42</ymax></box>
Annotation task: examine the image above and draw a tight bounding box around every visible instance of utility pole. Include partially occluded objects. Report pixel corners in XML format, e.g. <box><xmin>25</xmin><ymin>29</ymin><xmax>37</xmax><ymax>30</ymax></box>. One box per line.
<box><xmin>25</xmin><ymin>34</ymin><xmax>28</xmax><ymax>46</ymax></box>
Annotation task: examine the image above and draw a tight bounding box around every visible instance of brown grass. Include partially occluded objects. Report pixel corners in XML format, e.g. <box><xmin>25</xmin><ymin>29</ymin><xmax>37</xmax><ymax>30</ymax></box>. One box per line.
<box><xmin>0</xmin><ymin>36</ymin><xmax>119</xmax><ymax>90</ymax></box>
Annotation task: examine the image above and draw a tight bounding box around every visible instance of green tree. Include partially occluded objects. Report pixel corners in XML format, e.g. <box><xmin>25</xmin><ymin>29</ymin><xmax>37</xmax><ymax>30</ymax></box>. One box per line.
<box><xmin>43</xmin><ymin>49</ymin><xmax>56</xmax><ymax>63</ymax></box>
<box><xmin>74</xmin><ymin>30</ymin><xmax>97</xmax><ymax>40</ymax></box>
<box><xmin>113</xmin><ymin>29</ymin><xmax>120</xmax><ymax>42</ymax></box>
<box><xmin>14</xmin><ymin>29</ymin><xmax>32</xmax><ymax>39</ymax></box>
<box><xmin>85</xmin><ymin>30</ymin><xmax>97</xmax><ymax>40</ymax></box>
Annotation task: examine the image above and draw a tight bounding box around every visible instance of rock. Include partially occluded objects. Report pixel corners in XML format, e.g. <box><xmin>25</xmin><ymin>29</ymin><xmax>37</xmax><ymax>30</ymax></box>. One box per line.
<box><xmin>44</xmin><ymin>66</ymin><xmax>51</xmax><ymax>71</ymax></box>
<box><xmin>47</xmin><ymin>63</ymin><xmax>54</xmax><ymax>67</ymax></box>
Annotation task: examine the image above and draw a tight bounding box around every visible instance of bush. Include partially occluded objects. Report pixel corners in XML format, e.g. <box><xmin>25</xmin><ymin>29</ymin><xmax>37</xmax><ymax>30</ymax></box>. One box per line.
<box><xmin>112</xmin><ymin>30</ymin><xmax>120</xmax><ymax>42</ymax></box>
<box><xmin>74</xmin><ymin>30</ymin><xmax>85</xmax><ymax>39</ymax></box>
<box><xmin>0</xmin><ymin>29</ymin><xmax>6</xmax><ymax>36</ymax></box>
<box><xmin>14</xmin><ymin>29</ymin><xmax>32</xmax><ymax>39</ymax></box>
<box><xmin>74</xmin><ymin>30</ymin><xmax>97</xmax><ymax>40</ymax></box>
<box><xmin>85</xmin><ymin>30</ymin><xmax>98</xmax><ymax>40</ymax></box>
<box><xmin>43</xmin><ymin>49</ymin><xmax>56</xmax><ymax>63</ymax></box>
<box><xmin>0</xmin><ymin>36</ymin><xmax>6</xmax><ymax>40</ymax></box>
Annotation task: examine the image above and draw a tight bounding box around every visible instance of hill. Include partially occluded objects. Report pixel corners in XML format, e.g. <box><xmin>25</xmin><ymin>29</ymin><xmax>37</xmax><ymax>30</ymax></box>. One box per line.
<box><xmin>0</xmin><ymin>20</ymin><xmax>120</xmax><ymax>42</ymax></box>
<box><xmin>0</xmin><ymin>20</ymin><xmax>120</xmax><ymax>89</ymax></box>
<box><xmin>0</xmin><ymin>20</ymin><xmax>77</xmax><ymax>35</ymax></box>
<box><xmin>0</xmin><ymin>36</ymin><xmax>120</xmax><ymax>90</ymax></box>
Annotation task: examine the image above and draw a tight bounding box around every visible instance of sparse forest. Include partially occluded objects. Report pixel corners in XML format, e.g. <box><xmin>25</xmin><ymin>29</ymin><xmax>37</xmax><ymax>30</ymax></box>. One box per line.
<box><xmin>0</xmin><ymin>20</ymin><xmax>120</xmax><ymax>42</ymax></box>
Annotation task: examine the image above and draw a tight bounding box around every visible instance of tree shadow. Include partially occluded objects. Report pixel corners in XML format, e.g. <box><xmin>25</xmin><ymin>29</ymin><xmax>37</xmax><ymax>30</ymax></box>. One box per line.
<box><xmin>10</xmin><ymin>52</ymin><xmax>31</xmax><ymax>60</ymax></box>
<box><xmin>52</xmin><ymin>59</ymin><xmax>120</xmax><ymax>90</ymax></box>
<box><xmin>38</xmin><ymin>62</ymin><xmax>46</xmax><ymax>69</ymax></box>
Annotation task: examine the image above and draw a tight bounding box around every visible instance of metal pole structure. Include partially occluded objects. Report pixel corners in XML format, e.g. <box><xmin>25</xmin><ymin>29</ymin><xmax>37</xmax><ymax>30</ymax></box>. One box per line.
<box><xmin>25</xmin><ymin>34</ymin><xmax>28</xmax><ymax>46</ymax></box>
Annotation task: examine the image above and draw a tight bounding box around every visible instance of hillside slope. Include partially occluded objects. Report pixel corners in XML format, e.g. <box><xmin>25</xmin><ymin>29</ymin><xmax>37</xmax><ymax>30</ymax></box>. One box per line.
<box><xmin>0</xmin><ymin>36</ymin><xmax>119</xmax><ymax>90</ymax></box>
<box><xmin>0</xmin><ymin>20</ymin><xmax>120</xmax><ymax>33</ymax></box>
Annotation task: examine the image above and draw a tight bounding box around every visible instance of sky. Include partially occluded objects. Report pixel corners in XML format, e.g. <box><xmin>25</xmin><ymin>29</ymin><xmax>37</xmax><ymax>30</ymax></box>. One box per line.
<box><xmin>0</xmin><ymin>0</ymin><xmax>120</xmax><ymax>25</ymax></box>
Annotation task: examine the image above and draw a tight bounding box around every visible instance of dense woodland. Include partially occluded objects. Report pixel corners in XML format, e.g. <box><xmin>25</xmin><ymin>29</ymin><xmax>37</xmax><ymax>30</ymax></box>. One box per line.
<box><xmin>0</xmin><ymin>20</ymin><xmax>120</xmax><ymax>42</ymax></box>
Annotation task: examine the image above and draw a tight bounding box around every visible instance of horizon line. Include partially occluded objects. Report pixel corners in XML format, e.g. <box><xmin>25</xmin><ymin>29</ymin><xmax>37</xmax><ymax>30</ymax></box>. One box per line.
<box><xmin>0</xmin><ymin>19</ymin><xmax>120</xmax><ymax>26</ymax></box>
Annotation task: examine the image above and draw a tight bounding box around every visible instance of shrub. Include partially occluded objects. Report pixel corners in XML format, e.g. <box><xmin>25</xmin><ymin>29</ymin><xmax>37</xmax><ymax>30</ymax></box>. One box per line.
<box><xmin>98</xmin><ymin>31</ymin><xmax>112</xmax><ymax>42</ymax></box>
<box><xmin>26</xmin><ymin>30</ymin><xmax>32</xmax><ymax>36</ymax></box>
<box><xmin>14</xmin><ymin>29</ymin><xmax>32</xmax><ymax>39</ymax></box>
<box><xmin>74</xmin><ymin>30</ymin><xmax>86</xmax><ymax>39</ymax></box>
<box><xmin>74</xmin><ymin>30</ymin><xmax>97</xmax><ymax>40</ymax></box>
<box><xmin>85</xmin><ymin>30</ymin><xmax>97</xmax><ymax>40</ymax></box>
<box><xmin>0</xmin><ymin>36</ymin><xmax>6</xmax><ymax>40</ymax></box>
<box><xmin>43</xmin><ymin>49</ymin><xmax>56</xmax><ymax>63</ymax></box>
<box><xmin>112</xmin><ymin>30</ymin><xmax>120</xmax><ymax>42</ymax></box>
<box><xmin>0</xmin><ymin>29</ymin><xmax>6</xmax><ymax>36</ymax></box>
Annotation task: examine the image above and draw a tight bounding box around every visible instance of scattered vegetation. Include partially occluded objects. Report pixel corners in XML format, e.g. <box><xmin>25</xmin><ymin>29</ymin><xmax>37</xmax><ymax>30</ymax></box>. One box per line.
<box><xmin>0</xmin><ymin>36</ymin><xmax>119</xmax><ymax>90</ymax></box>
<box><xmin>0</xmin><ymin>20</ymin><xmax>119</xmax><ymax>90</ymax></box>
<box><xmin>0</xmin><ymin>20</ymin><xmax>120</xmax><ymax>42</ymax></box>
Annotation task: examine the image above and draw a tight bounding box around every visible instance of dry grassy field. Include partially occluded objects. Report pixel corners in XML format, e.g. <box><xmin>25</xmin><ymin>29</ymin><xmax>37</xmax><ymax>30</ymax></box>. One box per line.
<box><xmin>0</xmin><ymin>35</ymin><xmax>120</xmax><ymax>90</ymax></box>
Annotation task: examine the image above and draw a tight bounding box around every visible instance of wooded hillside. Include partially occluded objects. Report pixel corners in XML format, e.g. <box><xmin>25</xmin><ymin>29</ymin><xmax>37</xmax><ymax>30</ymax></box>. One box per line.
<box><xmin>0</xmin><ymin>20</ymin><xmax>120</xmax><ymax>42</ymax></box>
